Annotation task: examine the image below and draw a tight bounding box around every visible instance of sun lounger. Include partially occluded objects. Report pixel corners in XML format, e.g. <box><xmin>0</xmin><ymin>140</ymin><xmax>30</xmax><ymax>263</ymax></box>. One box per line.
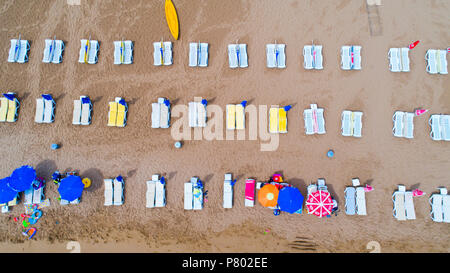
<box><xmin>313</xmin><ymin>45</ymin><xmax>323</xmax><ymax>69</ymax></box>
<box><xmin>277</xmin><ymin>44</ymin><xmax>286</xmax><ymax>68</ymax></box>
<box><xmin>443</xmin><ymin>192</ymin><xmax>450</xmax><ymax>223</ymax></box>
<box><xmin>226</xmin><ymin>104</ymin><xmax>236</xmax><ymax>130</ymax></box>
<box><xmin>353</xmin><ymin>111</ymin><xmax>363</xmax><ymax>138</ymax></box>
<box><xmin>189</xmin><ymin>100</ymin><xmax>207</xmax><ymax>128</ymax></box>
<box><xmin>235</xmin><ymin>104</ymin><xmax>245</xmax><ymax>130</ymax></box>
<box><xmin>238</xmin><ymin>44</ymin><xmax>248</xmax><ymax>68</ymax></box>
<box><xmin>266</xmin><ymin>44</ymin><xmax>277</xmax><ymax>68</ymax></box>
<box><xmin>223</xmin><ymin>173</ymin><xmax>233</xmax><ymax>209</ymax></box>
<box><xmin>307</xmin><ymin>184</ymin><xmax>317</xmax><ymax>196</ymax></box>
<box><xmin>356</xmin><ymin>187</ymin><xmax>367</xmax><ymax>216</ymax></box>
<box><xmin>115</xmin><ymin>98</ymin><xmax>127</xmax><ymax>127</ymax></box>
<box><xmin>72</xmin><ymin>99</ymin><xmax>82</xmax><ymax>125</ymax></box>
<box><xmin>404</xmin><ymin>112</ymin><xmax>414</xmax><ymax>139</ymax></box>
<box><xmin>425</xmin><ymin>49</ymin><xmax>438</xmax><ymax>74</ymax></box>
<box><xmin>80</xmin><ymin>96</ymin><xmax>92</xmax><ymax>126</ymax></box>
<box><xmin>8</xmin><ymin>39</ymin><xmax>30</xmax><ymax>63</ymax></box>
<box><xmin>153</xmin><ymin>41</ymin><xmax>172</xmax><ymax>66</ymax></box>
<box><xmin>159</xmin><ymin>98</ymin><xmax>170</xmax><ymax>129</ymax></box>
<box><xmin>0</xmin><ymin>97</ymin><xmax>8</xmax><ymax>122</ymax></box>
<box><xmin>192</xmin><ymin>177</ymin><xmax>203</xmax><ymax>210</ymax></box>
<box><xmin>6</xmin><ymin>93</ymin><xmax>19</xmax><ymax>123</ymax></box>
<box><xmin>79</xmin><ymin>39</ymin><xmax>99</xmax><ymax>64</ymax></box>
<box><xmin>404</xmin><ymin>191</ymin><xmax>416</xmax><ymax>220</ymax></box>
<box><xmin>108</xmin><ymin>101</ymin><xmax>118</xmax><ymax>127</ymax></box>
<box><xmin>123</xmin><ymin>40</ymin><xmax>133</xmax><ymax>64</ymax></box>
<box><xmin>154</xmin><ymin>175</ymin><xmax>166</xmax><ymax>208</ymax></box>
<box><xmin>303</xmin><ymin>109</ymin><xmax>314</xmax><ymax>135</ymax></box>
<box><xmin>437</xmin><ymin>50</ymin><xmax>448</xmax><ymax>74</ymax></box>
<box><xmin>104</xmin><ymin>179</ymin><xmax>113</xmax><ymax>206</ymax></box>
<box><xmin>151</xmin><ymin>102</ymin><xmax>161</xmax><ymax>128</ymax></box>
<box><xmin>429</xmin><ymin>191</ymin><xmax>443</xmax><ymax>223</ymax></box>
<box><xmin>341</xmin><ymin>110</ymin><xmax>352</xmax><ymax>136</ymax></box>
<box><xmin>197</xmin><ymin>101</ymin><xmax>207</xmax><ymax>128</ymax></box>
<box><xmin>440</xmin><ymin>115</ymin><xmax>450</xmax><ymax>141</ymax></box>
<box><xmin>352</xmin><ymin>46</ymin><xmax>362</xmax><ymax>70</ymax></box>
<box><xmin>35</xmin><ymin>98</ymin><xmax>44</xmax><ymax>123</ymax></box>
<box><xmin>393</xmin><ymin>111</ymin><xmax>405</xmax><ymax>138</ymax></box>
<box><xmin>344</xmin><ymin>187</ymin><xmax>356</xmax><ymax>215</ymax></box>
<box><xmin>24</xmin><ymin>187</ymin><xmax>33</xmax><ymax>205</ymax></box>
<box><xmin>318</xmin><ymin>178</ymin><xmax>327</xmax><ymax>192</ymax></box>
<box><xmin>393</xmin><ymin>185</ymin><xmax>406</xmax><ymax>221</ymax></box>
<box><xmin>400</xmin><ymin>48</ymin><xmax>410</xmax><ymax>72</ymax></box>
<box><xmin>113</xmin><ymin>177</ymin><xmax>124</xmax><ymax>206</ymax></box>
<box><xmin>146</xmin><ymin>180</ymin><xmax>156</xmax><ymax>208</ymax></box>
<box><xmin>245</xmin><ymin>179</ymin><xmax>255</xmax><ymax>207</ymax></box>
<box><xmin>42</xmin><ymin>95</ymin><xmax>55</xmax><ymax>123</ymax></box>
<box><xmin>42</xmin><ymin>39</ymin><xmax>64</xmax><ymax>64</ymax></box>
<box><xmin>184</xmin><ymin>182</ymin><xmax>193</xmax><ymax>210</ymax></box>
<box><xmin>198</xmin><ymin>43</ymin><xmax>209</xmax><ymax>67</ymax></box>
<box><xmin>303</xmin><ymin>45</ymin><xmax>314</xmax><ymax>70</ymax></box>
<box><xmin>388</xmin><ymin>48</ymin><xmax>401</xmax><ymax>72</ymax></box>
<box><xmin>429</xmin><ymin>114</ymin><xmax>442</xmax><ymax>141</ymax></box>
<box><xmin>269</xmin><ymin>107</ymin><xmax>279</xmax><ymax>133</ymax></box>
<box><xmin>341</xmin><ymin>46</ymin><xmax>351</xmax><ymax>70</ymax></box>
<box><xmin>278</xmin><ymin>107</ymin><xmax>287</xmax><ymax>133</ymax></box>
<box><xmin>32</xmin><ymin>185</ymin><xmax>45</xmax><ymax>204</ymax></box>
<box><xmin>316</xmin><ymin>108</ymin><xmax>326</xmax><ymax>134</ymax></box>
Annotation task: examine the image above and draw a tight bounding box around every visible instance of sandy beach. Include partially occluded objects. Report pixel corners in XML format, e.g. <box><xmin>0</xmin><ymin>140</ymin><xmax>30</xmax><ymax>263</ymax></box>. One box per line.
<box><xmin>0</xmin><ymin>0</ymin><xmax>449</xmax><ymax>253</ymax></box>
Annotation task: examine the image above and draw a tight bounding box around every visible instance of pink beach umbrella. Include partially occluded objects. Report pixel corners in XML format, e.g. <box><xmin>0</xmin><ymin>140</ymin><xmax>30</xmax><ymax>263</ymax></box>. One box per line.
<box><xmin>415</xmin><ymin>109</ymin><xmax>428</xmax><ymax>116</ymax></box>
<box><xmin>364</xmin><ymin>184</ymin><xmax>374</xmax><ymax>192</ymax></box>
<box><xmin>306</xmin><ymin>190</ymin><xmax>333</xmax><ymax>218</ymax></box>
<box><xmin>412</xmin><ymin>189</ymin><xmax>425</xmax><ymax>197</ymax></box>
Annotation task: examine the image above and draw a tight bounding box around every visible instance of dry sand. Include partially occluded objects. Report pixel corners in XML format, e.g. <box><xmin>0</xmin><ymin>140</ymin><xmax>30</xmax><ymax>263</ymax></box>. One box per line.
<box><xmin>0</xmin><ymin>0</ymin><xmax>449</xmax><ymax>253</ymax></box>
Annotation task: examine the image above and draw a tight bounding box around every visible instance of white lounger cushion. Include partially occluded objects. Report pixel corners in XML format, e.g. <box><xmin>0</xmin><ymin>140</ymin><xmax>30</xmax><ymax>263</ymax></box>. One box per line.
<box><xmin>316</xmin><ymin>108</ymin><xmax>326</xmax><ymax>134</ymax></box>
<box><xmin>429</xmin><ymin>114</ymin><xmax>442</xmax><ymax>141</ymax></box>
<box><xmin>344</xmin><ymin>187</ymin><xmax>356</xmax><ymax>215</ymax></box>
<box><xmin>400</xmin><ymin>48</ymin><xmax>410</xmax><ymax>72</ymax></box>
<box><xmin>72</xmin><ymin>99</ymin><xmax>82</xmax><ymax>125</ymax></box>
<box><xmin>303</xmin><ymin>45</ymin><xmax>313</xmax><ymax>70</ymax></box>
<box><xmin>404</xmin><ymin>191</ymin><xmax>416</xmax><ymax>220</ymax></box>
<box><xmin>393</xmin><ymin>191</ymin><xmax>406</xmax><ymax>221</ymax></box>
<box><xmin>443</xmin><ymin>195</ymin><xmax>450</xmax><ymax>223</ymax></box>
<box><xmin>155</xmin><ymin>179</ymin><xmax>166</xmax><ymax>208</ymax></box>
<box><xmin>43</xmin><ymin>98</ymin><xmax>55</xmax><ymax>123</ymax></box>
<box><xmin>425</xmin><ymin>49</ymin><xmax>438</xmax><ymax>74</ymax></box>
<box><xmin>352</xmin><ymin>46</ymin><xmax>362</xmax><ymax>70</ymax></box>
<box><xmin>353</xmin><ymin>111</ymin><xmax>363</xmax><ymax>138</ymax></box>
<box><xmin>404</xmin><ymin>112</ymin><xmax>414</xmax><ymax>139</ymax></box>
<box><xmin>389</xmin><ymin>48</ymin><xmax>401</xmax><ymax>72</ymax></box>
<box><xmin>8</xmin><ymin>39</ymin><xmax>30</xmax><ymax>63</ymax></box>
<box><xmin>80</xmin><ymin>98</ymin><xmax>91</xmax><ymax>125</ymax></box>
<box><xmin>341</xmin><ymin>110</ymin><xmax>352</xmax><ymax>136</ymax></box>
<box><xmin>341</xmin><ymin>46</ymin><xmax>351</xmax><ymax>70</ymax></box>
<box><xmin>393</xmin><ymin>111</ymin><xmax>405</xmax><ymax>138</ymax></box>
<box><xmin>184</xmin><ymin>182</ymin><xmax>193</xmax><ymax>210</ymax></box>
<box><xmin>151</xmin><ymin>102</ymin><xmax>161</xmax><ymax>128</ymax></box>
<box><xmin>266</xmin><ymin>44</ymin><xmax>276</xmax><ymax>68</ymax></box>
<box><xmin>104</xmin><ymin>179</ymin><xmax>113</xmax><ymax>206</ymax></box>
<box><xmin>356</xmin><ymin>187</ymin><xmax>367</xmax><ymax>216</ymax></box>
<box><xmin>430</xmin><ymin>194</ymin><xmax>443</xmax><ymax>223</ymax></box>
<box><xmin>437</xmin><ymin>50</ymin><xmax>448</xmax><ymax>74</ymax></box>
<box><xmin>79</xmin><ymin>39</ymin><xmax>99</xmax><ymax>64</ymax></box>
<box><xmin>113</xmin><ymin>179</ymin><xmax>124</xmax><ymax>206</ymax></box>
<box><xmin>441</xmin><ymin>115</ymin><xmax>450</xmax><ymax>141</ymax></box>
<box><xmin>313</xmin><ymin>45</ymin><xmax>323</xmax><ymax>69</ymax></box>
<box><xmin>146</xmin><ymin>180</ymin><xmax>156</xmax><ymax>208</ymax></box>
<box><xmin>304</xmin><ymin>109</ymin><xmax>314</xmax><ymax>135</ymax></box>
<box><xmin>43</xmin><ymin>39</ymin><xmax>64</xmax><ymax>64</ymax></box>
<box><xmin>223</xmin><ymin>174</ymin><xmax>233</xmax><ymax>209</ymax></box>
<box><xmin>35</xmin><ymin>98</ymin><xmax>44</xmax><ymax>123</ymax></box>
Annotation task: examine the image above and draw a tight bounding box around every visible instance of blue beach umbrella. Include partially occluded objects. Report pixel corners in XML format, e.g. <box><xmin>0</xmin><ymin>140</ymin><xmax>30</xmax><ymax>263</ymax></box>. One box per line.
<box><xmin>3</xmin><ymin>93</ymin><xmax>15</xmax><ymax>101</ymax></box>
<box><xmin>58</xmin><ymin>175</ymin><xmax>84</xmax><ymax>202</ymax></box>
<box><xmin>9</xmin><ymin>165</ymin><xmax>36</xmax><ymax>192</ymax></box>
<box><xmin>240</xmin><ymin>100</ymin><xmax>247</xmax><ymax>108</ymax></box>
<box><xmin>0</xmin><ymin>177</ymin><xmax>18</xmax><ymax>204</ymax></box>
<box><xmin>278</xmin><ymin>186</ymin><xmax>304</xmax><ymax>214</ymax></box>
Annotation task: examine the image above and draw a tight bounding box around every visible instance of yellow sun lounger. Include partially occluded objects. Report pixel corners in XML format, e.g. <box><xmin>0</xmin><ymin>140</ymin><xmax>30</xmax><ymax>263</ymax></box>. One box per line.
<box><xmin>108</xmin><ymin>101</ymin><xmax>118</xmax><ymax>127</ymax></box>
<box><xmin>6</xmin><ymin>94</ymin><xmax>19</xmax><ymax>123</ymax></box>
<box><xmin>269</xmin><ymin>107</ymin><xmax>279</xmax><ymax>133</ymax></box>
<box><xmin>0</xmin><ymin>97</ymin><xmax>8</xmax><ymax>122</ymax></box>
<box><xmin>278</xmin><ymin>107</ymin><xmax>287</xmax><ymax>133</ymax></box>
<box><xmin>116</xmin><ymin>98</ymin><xmax>127</xmax><ymax>127</ymax></box>
<box><xmin>235</xmin><ymin>104</ymin><xmax>245</xmax><ymax>130</ymax></box>
<box><xmin>226</xmin><ymin>105</ymin><xmax>236</xmax><ymax>130</ymax></box>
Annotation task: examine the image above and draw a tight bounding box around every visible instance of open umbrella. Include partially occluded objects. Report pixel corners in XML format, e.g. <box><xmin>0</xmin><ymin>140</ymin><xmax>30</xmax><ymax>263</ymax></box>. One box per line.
<box><xmin>306</xmin><ymin>190</ymin><xmax>333</xmax><ymax>218</ymax></box>
<box><xmin>58</xmin><ymin>175</ymin><xmax>84</xmax><ymax>202</ymax></box>
<box><xmin>278</xmin><ymin>186</ymin><xmax>304</xmax><ymax>214</ymax></box>
<box><xmin>0</xmin><ymin>177</ymin><xmax>17</xmax><ymax>204</ymax></box>
<box><xmin>258</xmin><ymin>184</ymin><xmax>279</xmax><ymax>207</ymax></box>
<box><xmin>9</xmin><ymin>165</ymin><xmax>36</xmax><ymax>192</ymax></box>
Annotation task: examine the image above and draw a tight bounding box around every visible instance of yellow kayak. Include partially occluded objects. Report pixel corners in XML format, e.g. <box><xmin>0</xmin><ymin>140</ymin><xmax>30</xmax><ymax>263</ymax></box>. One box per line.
<box><xmin>165</xmin><ymin>0</ymin><xmax>179</xmax><ymax>40</ymax></box>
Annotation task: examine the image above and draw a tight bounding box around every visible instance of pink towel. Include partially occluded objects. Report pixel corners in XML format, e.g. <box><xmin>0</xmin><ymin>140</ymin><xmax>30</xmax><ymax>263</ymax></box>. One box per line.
<box><xmin>312</xmin><ymin>109</ymin><xmax>318</xmax><ymax>133</ymax></box>
<box><xmin>245</xmin><ymin>180</ymin><xmax>255</xmax><ymax>201</ymax></box>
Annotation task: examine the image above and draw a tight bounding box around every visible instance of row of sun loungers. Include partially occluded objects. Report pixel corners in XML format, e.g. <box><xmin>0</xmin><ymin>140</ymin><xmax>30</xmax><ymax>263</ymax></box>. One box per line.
<box><xmin>0</xmin><ymin>93</ymin><xmax>19</xmax><ymax>123</ymax></box>
<box><xmin>341</xmin><ymin>111</ymin><xmax>363</xmax><ymax>137</ymax></box>
<box><xmin>104</xmin><ymin>177</ymin><xmax>124</xmax><ymax>206</ymax></box>
<box><xmin>429</xmin><ymin>114</ymin><xmax>450</xmax><ymax>141</ymax></box>
<box><xmin>425</xmin><ymin>49</ymin><xmax>448</xmax><ymax>75</ymax></box>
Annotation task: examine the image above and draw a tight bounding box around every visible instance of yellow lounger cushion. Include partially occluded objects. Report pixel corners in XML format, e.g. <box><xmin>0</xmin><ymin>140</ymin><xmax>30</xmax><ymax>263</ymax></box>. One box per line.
<box><xmin>278</xmin><ymin>108</ymin><xmax>287</xmax><ymax>133</ymax></box>
<box><xmin>116</xmin><ymin>103</ymin><xmax>126</xmax><ymax>127</ymax></box>
<box><xmin>235</xmin><ymin>104</ymin><xmax>245</xmax><ymax>130</ymax></box>
<box><xmin>6</xmin><ymin>99</ymin><xmax>17</xmax><ymax>122</ymax></box>
<box><xmin>0</xmin><ymin>98</ymin><xmax>8</xmax><ymax>122</ymax></box>
<box><xmin>108</xmin><ymin>102</ymin><xmax>118</xmax><ymax>126</ymax></box>
<box><xmin>269</xmin><ymin>107</ymin><xmax>278</xmax><ymax>133</ymax></box>
<box><xmin>226</xmin><ymin>105</ymin><xmax>236</xmax><ymax>130</ymax></box>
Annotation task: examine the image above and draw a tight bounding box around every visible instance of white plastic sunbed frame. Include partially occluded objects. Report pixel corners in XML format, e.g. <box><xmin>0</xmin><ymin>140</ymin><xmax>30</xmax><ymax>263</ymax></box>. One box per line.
<box><xmin>153</xmin><ymin>41</ymin><xmax>172</xmax><ymax>66</ymax></box>
<box><xmin>113</xmin><ymin>178</ymin><xmax>124</xmax><ymax>206</ymax></box>
<box><xmin>393</xmin><ymin>111</ymin><xmax>405</xmax><ymax>138</ymax></box>
<box><xmin>104</xmin><ymin>179</ymin><xmax>113</xmax><ymax>206</ymax></box>
<box><xmin>356</xmin><ymin>186</ymin><xmax>367</xmax><ymax>216</ymax></box>
<box><xmin>79</xmin><ymin>39</ymin><xmax>99</xmax><ymax>64</ymax></box>
<box><xmin>223</xmin><ymin>173</ymin><xmax>233</xmax><ymax>209</ymax></box>
<box><xmin>184</xmin><ymin>181</ymin><xmax>193</xmax><ymax>210</ymax></box>
<box><xmin>344</xmin><ymin>186</ymin><xmax>356</xmax><ymax>215</ymax></box>
<box><xmin>266</xmin><ymin>44</ymin><xmax>286</xmax><ymax>68</ymax></box>
<box><xmin>393</xmin><ymin>185</ymin><xmax>406</xmax><ymax>221</ymax></box>
<box><xmin>154</xmin><ymin>174</ymin><xmax>166</xmax><ymax>208</ymax></box>
<box><xmin>189</xmin><ymin>42</ymin><xmax>209</xmax><ymax>67</ymax></box>
<box><xmin>228</xmin><ymin>44</ymin><xmax>248</xmax><ymax>68</ymax></box>
<box><xmin>8</xmin><ymin>39</ymin><xmax>30</xmax><ymax>63</ymax></box>
<box><xmin>429</xmin><ymin>114</ymin><xmax>442</xmax><ymax>141</ymax></box>
<box><xmin>188</xmin><ymin>100</ymin><xmax>207</xmax><ymax>128</ymax></box>
<box><xmin>429</xmin><ymin>188</ymin><xmax>445</xmax><ymax>223</ymax></box>
<box><xmin>42</xmin><ymin>39</ymin><xmax>65</xmax><ymax>64</ymax></box>
<box><xmin>114</xmin><ymin>40</ymin><xmax>133</xmax><ymax>65</ymax></box>
<box><xmin>146</xmin><ymin>179</ymin><xmax>156</xmax><ymax>208</ymax></box>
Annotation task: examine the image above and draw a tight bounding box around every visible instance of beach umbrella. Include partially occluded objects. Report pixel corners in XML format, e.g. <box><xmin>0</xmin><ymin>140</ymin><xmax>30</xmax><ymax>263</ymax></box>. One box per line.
<box><xmin>58</xmin><ymin>175</ymin><xmax>84</xmax><ymax>202</ymax></box>
<box><xmin>414</xmin><ymin>109</ymin><xmax>428</xmax><ymax>116</ymax></box>
<box><xmin>278</xmin><ymin>186</ymin><xmax>304</xmax><ymax>214</ymax></box>
<box><xmin>3</xmin><ymin>93</ymin><xmax>15</xmax><ymax>101</ymax></box>
<box><xmin>408</xmin><ymin>40</ymin><xmax>420</xmax><ymax>49</ymax></box>
<box><xmin>412</xmin><ymin>189</ymin><xmax>425</xmax><ymax>197</ymax></box>
<box><xmin>0</xmin><ymin>177</ymin><xmax>18</xmax><ymax>204</ymax></box>
<box><xmin>306</xmin><ymin>190</ymin><xmax>333</xmax><ymax>218</ymax></box>
<box><xmin>9</xmin><ymin>165</ymin><xmax>36</xmax><ymax>192</ymax></box>
<box><xmin>258</xmin><ymin>184</ymin><xmax>279</xmax><ymax>207</ymax></box>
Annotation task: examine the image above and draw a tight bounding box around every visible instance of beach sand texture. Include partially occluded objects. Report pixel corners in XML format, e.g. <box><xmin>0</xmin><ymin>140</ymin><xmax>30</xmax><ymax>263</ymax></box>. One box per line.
<box><xmin>0</xmin><ymin>0</ymin><xmax>449</xmax><ymax>252</ymax></box>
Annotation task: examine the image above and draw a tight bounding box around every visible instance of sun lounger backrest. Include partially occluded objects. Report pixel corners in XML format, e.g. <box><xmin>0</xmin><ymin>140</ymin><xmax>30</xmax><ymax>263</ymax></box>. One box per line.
<box><xmin>344</xmin><ymin>187</ymin><xmax>356</xmax><ymax>215</ymax></box>
<box><xmin>146</xmin><ymin>180</ymin><xmax>156</xmax><ymax>208</ymax></box>
<box><xmin>356</xmin><ymin>187</ymin><xmax>367</xmax><ymax>215</ymax></box>
<box><xmin>35</xmin><ymin>98</ymin><xmax>44</xmax><ymax>123</ymax></box>
<box><xmin>341</xmin><ymin>46</ymin><xmax>351</xmax><ymax>70</ymax></box>
<box><xmin>430</xmin><ymin>194</ymin><xmax>443</xmax><ymax>222</ymax></box>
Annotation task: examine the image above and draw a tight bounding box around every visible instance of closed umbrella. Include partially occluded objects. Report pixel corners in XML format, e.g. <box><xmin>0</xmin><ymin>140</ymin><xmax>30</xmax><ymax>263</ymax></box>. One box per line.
<box><xmin>9</xmin><ymin>165</ymin><xmax>36</xmax><ymax>192</ymax></box>
<box><xmin>58</xmin><ymin>175</ymin><xmax>84</xmax><ymax>202</ymax></box>
<box><xmin>306</xmin><ymin>190</ymin><xmax>333</xmax><ymax>218</ymax></box>
<box><xmin>278</xmin><ymin>186</ymin><xmax>304</xmax><ymax>214</ymax></box>
<box><xmin>0</xmin><ymin>177</ymin><xmax>17</xmax><ymax>204</ymax></box>
<box><xmin>258</xmin><ymin>184</ymin><xmax>279</xmax><ymax>207</ymax></box>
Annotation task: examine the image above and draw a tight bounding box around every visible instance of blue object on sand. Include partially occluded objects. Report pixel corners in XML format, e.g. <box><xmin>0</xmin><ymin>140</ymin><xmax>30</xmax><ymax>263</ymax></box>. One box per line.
<box><xmin>283</xmin><ymin>105</ymin><xmax>292</xmax><ymax>112</ymax></box>
<box><xmin>9</xmin><ymin>166</ymin><xmax>36</xmax><ymax>192</ymax></box>
<box><xmin>58</xmin><ymin>175</ymin><xmax>84</xmax><ymax>202</ymax></box>
<box><xmin>3</xmin><ymin>93</ymin><xmax>15</xmax><ymax>101</ymax></box>
<box><xmin>201</xmin><ymin>99</ymin><xmax>207</xmax><ymax>106</ymax></box>
<box><xmin>175</xmin><ymin>141</ymin><xmax>182</xmax><ymax>148</ymax></box>
<box><xmin>160</xmin><ymin>177</ymin><xmax>165</xmax><ymax>185</ymax></box>
<box><xmin>0</xmin><ymin>177</ymin><xmax>18</xmax><ymax>204</ymax></box>
<box><xmin>164</xmin><ymin>99</ymin><xmax>170</xmax><ymax>107</ymax></box>
<box><xmin>42</xmin><ymin>94</ymin><xmax>53</xmax><ymax>101</ymax></box>
<box><xmin>240</xmin><ymin>100</ymin><xmax>247</xmax><ymax>108</ymax></box>
<box><xmin>51</xmin><ymin>144</ymin><xmax>59</xmax><ymax>150</ymax></box>
<box><xmin>327</xmin><ymin>150</ymin><xmax>334</xmax><ymax>158</ymax></box>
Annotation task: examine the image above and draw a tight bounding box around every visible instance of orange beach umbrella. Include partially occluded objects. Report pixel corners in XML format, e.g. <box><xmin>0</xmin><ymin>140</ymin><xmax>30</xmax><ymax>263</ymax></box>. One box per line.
<box><xmin>258</xmin><ymin>184</ymin><xmax>279</xmax><ymax>207</ymax></box>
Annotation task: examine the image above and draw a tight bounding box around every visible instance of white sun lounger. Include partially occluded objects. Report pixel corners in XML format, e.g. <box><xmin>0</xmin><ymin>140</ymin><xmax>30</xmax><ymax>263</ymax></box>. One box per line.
<box><xmin>228</xmin><ymin>44</ymin><xmax>248</xmax><ymax>68</ymax></box>
<box><xmin>344</xmin><ymin>186</ymin><xmax>356</xmax><ymax>215</ymax></box>
<box><xmin>41</xmin><ymin>95</ymin><xmax>55</xmax><ymax>124</ymax></box>
<box><xmin>154</xmin><ymin>175</ymin><xmax>166</xmax><ymax>208</ymax></box>
<box><xmin>113</xmin><ymin>178</ymin><xmax>124</xmax><ymax>206</ymax></box>
<box><xmin>429</xmin><ymin>114</ymin><xmax>442</xmax><ymax>141</ymax></box>
<box><xmin>228</xmin><ymin>44</ymin><xmax>239</xmax><ymax>68</ymax></box>
<box><xmin>72</xmin><ymin>99</ymin><xmax>82</xmax><ymax>125</ymax></box>
<box><xmin>32</xmin><ymin>185</ymin><xmax>45</xmax><ymax>204</ymax></box>
<box><xmin>318</xmin><ymin>178</ymin><xmax>327</xmax><ymax>192</ymax></box>
<box><xmin>184</xmin><ymin>182</ymin><xmax>193</xmax><ymax>210</ymax></box>
<box><xmin>393</xmin><ymin>185</ymin><xmax>406</xmax><ymax>221</ymax></box>
<box><xmin>353</xmin><ymin>111</ymin><xmax>363</xmax><ymax>138</ymax></box>
<box><xmin>80</xmin><ymin>96</ymin><xmax>92</xmax><ymax>126</ymax></box>
<box><xmin>235</xmin><ymin>104</ymin><xmax>245</xmax><ymax>130</ymax></box>
<box><xmin>123</xmin><ymin>40</ymin><xmax>133</xmax><ymax>64</ymax></box>
<box><xmin>442</xmin><ymin>190</ymin><xmax>450</xmax><ymax>223</ymax></box>
<box><xmin>159</xmin><ymin>98</ymin><xmax>170</xmax><ymax>129</ymax></box>
<box><xmin>303</xmin><ymin>45</ymin><xmax>314</xmax><ymax>70</ymax></box>
<box><xmin>192</xmin><ymin>177</ymin><xmax>203</xmax><ymax>210</ymax></box>
<box><xmin>303</xmin><ymin>109</ymin><xmax>314</xmax><ymax>135</ymax></box>
<box><xmin>151</xmin><ymin>102</ymin><xmax>161</xmax><ymax>128</ymax></box>
<box><xmin>388</xmin><ymin>48</ymin><xmax>401</xmax><ymax>72</ymax></box>
<box><xmin>189</xmin><ymin>42</ymin><xmax>209</xmax><ymax>67</ymax></box>
<box><xmin>341</xmin><ymin>110</ymin><xmax>352</xmax><ymax>136</ymax></box>
<box><xmin>223</xmin><ymin>173</ymin><xmax>233</xmax><ymax>209</ymax></box>
<box><xmin>43</xmin><ymin>39</ymin><xmax>64</xmax><ymax>64</ymax></box>
<box><xmin>437</xmin><ymin>50</ymin><xmax>448</xmax><ymax>74</ymax></box>
<box><xmin>8</xmin><ymin>39</ymin><xmax>30</xmax><ymax>63</ymax></box>
<box><xmin>440</xmin><ymin>115</ymin><xmax>450</xmax><ymax>141</ymax></box>
<box><xmin>266</xmin><ymin>44</ymin><xmax>286</xmax><ymax>68</ymax></box>
<box><xmin>429</xmin><ymin>191</ymin><xmax>443</xmax><ymax>223</ymax></box>
<box><xmin>313</xmin><ymin>45</ymin><xmax>323</xmax><ymax>69</ymax></box>
<box><xmin>199</xmin><ymin>43</ymin><xmax>209</xmax><ymax>67</ymax></box>
<box><xmin>153</xmin><ymin>42</ymin><xmax>172</xmax><ymax>66</ymax></box>
<box><xmin>277</xmin><ymin>44</ymin><xmax>286</xmax><ymax>68</ymax></box>
<box><xmin>114</xmin><ymin>40</ymin><xmax>133</xmax><ymax>65</ymax></box>
<box><xmin>24</xmin><ymin>187</ymin><xmax>33</xmax><ymax>205</ymax></box>
<box><xmin>189</xmin><ymin>100</ymin><xmax>207</xmax><ymax>128</ymax></box>
<box><xmin>352</xmin><ymin>46</ymin><xmax>362</xmax><ymax>70</ymax></box>
<box><xmin>404</xmin><ymin>112</ymin><xmax>414</xmax><ymax>139</ymax></box>
<box><xmin>356</xmin><ymin>187</ymin><xmax>367</xmax><ymax>216</ymax></box>
<box><xmin>104</xmin><ymin>179</ymin><xmax>113</xmax><ymax>206</ymax></box>
<box><xmin>266</xmin><ymin>44</ymin><xmax>277</xmax><ymax>68</ymax></box>
<box><xmin>400</xmin><ymin>48</ymin><xmax>410</xmax><ymax>72</ymax></box>
<box><xmin>404</xmin><ymin>191</ymin><xmax>416</xmax><ymax>220</ymax></box>
<box><xmin>35</xmin><ymin>98</ymin><xmax>44</xmax><ymax>123</ymax></box>
<box><xmin>341</xmin><ymin>46</ymin><xmax>351</xmax><ymax>70</ymax></box>
<box><xmin>425</xmin><ymin>49</ymin><xmax>438</xmax><ymax>74</ymax></box>
<box><xmin>146</xmin><ymin>180</ymin><xmax>156</xmax><ymax>208</ymax></box>
<box><xmin>238</xmin><ymin>44</ymin><xmax>248</xmax><ymax>68</ymax></box>
<box><xmin>393</xmin><ymin>111</ymin><xmax>405</xmax><ymax>138</ymax></box>
<box><xmin>79</xmin><ymin>39</ymin><xmax>99</xmax><ymax>64</ymax></box>
<box><xmin>316</xmin><ymin>108</ymin><xmax>326</xmax><ymax>134</ymax></box>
